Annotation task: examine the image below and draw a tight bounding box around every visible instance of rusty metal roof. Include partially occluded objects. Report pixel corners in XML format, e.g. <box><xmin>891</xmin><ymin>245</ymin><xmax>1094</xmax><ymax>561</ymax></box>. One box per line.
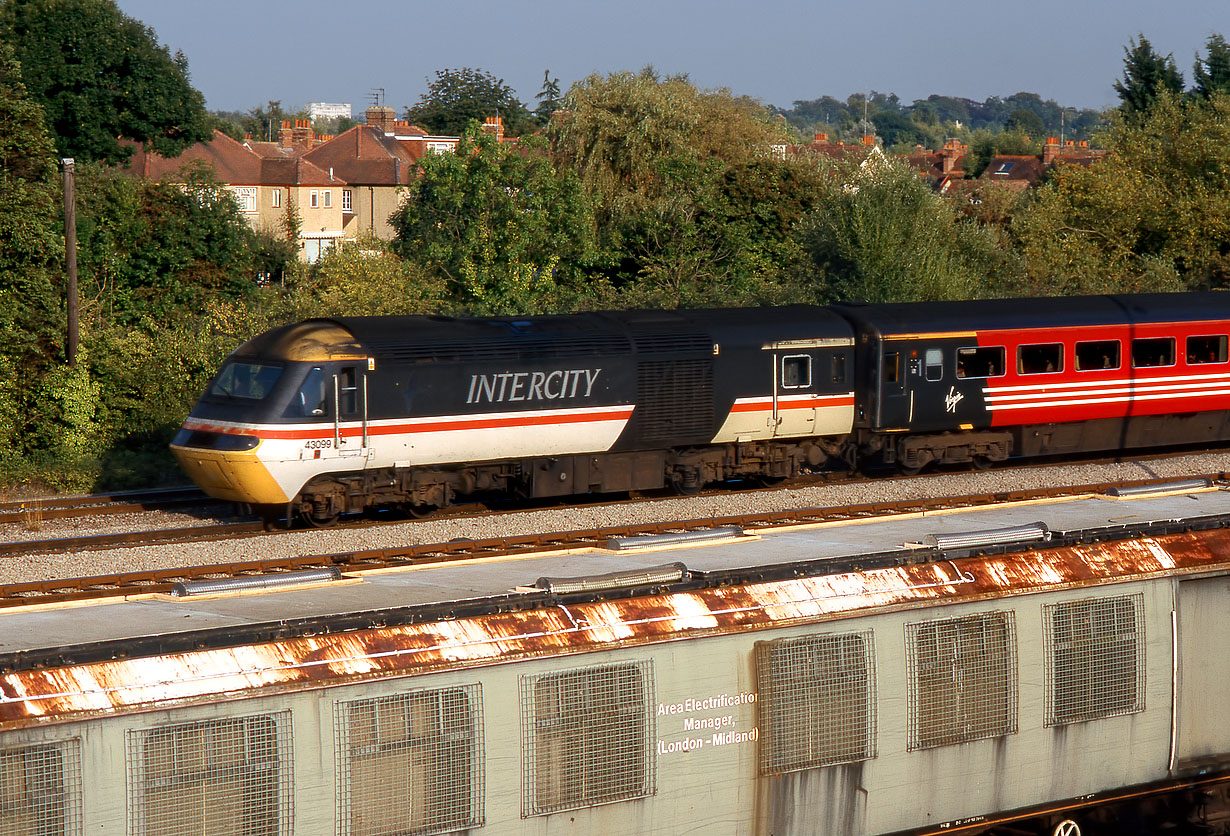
<box><xmin>3</xmin><ymin>525</ymin><xmax>1228</xmax><ymax>731</ymax></box>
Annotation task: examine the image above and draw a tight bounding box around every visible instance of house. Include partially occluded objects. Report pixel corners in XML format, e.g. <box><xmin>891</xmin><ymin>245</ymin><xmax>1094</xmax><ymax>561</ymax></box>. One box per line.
<box><xmin>303</xmin><ymin>107</ymin><xmax>473</xmax><ymax>240</ymax></box>
<box><xmin>125</xmin><ymin>129</ymin><xmax>348</xmax><ymax>263</ymax></box>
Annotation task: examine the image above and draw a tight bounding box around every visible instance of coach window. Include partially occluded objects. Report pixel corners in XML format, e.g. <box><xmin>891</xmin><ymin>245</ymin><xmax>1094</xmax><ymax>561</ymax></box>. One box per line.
<box><xmin>955</xmin><ymin>346</ymin><xmax>1005</xmax><ymax>379</ymax></box>
<box><xmin>782</xmin><ymin>355</ymin><xmax>812</xmax><ymax>389</ymax></box>
<box><xmin>1131</xmin><ymin>337</ymin><xmax>1175</xmax><ymax>368</ymax></box>
<box><xmin>883</xmin><ymin>353</ymin><xmax>900</xmax><ymax>384</ymax></box>
<box><xmin>924</xmin><ymin>348</ymin><xmax>944</xmax><ymax>381</ymax></box>
<box><xmin>296</xmin><ymin>367</ymin><xmax>327</xmax><ymax>416</ymax></box>
<box><xmin>1018</xmin><ymin>343</ymin><xmax>1063</xmax><ymax>374</ymax></box>
<box><xmin>1075</xmin><ymin>340</ymin><xmax>1120</xmax><ymax>371</ymax></box>
<box><xmin>338</xmin><ymin>367</ymin><xmax>359</xmax><ymax>415</ymax></box>
<box><xmin>1186</xmin><ymin>334</ymin><xmax>1228</xmax><ymax>365</ymax></box>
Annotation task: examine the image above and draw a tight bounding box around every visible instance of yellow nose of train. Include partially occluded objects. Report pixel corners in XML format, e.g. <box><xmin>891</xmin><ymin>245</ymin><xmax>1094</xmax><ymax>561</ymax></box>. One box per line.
<box><xmin>170</xmin><ymin>433</ymin><xmax>291</xmax><ymax>505</ymax></box>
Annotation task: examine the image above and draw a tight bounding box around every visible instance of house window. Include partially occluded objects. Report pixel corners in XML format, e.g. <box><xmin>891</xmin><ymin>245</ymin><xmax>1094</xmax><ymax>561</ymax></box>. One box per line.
<box><xmin>1075</xmin><ymin>339</ymin><xmax>1120</xmax><ymax>371</ymax></box>
<box><xmin>0</xmin><ymin>740</ymin><xmax>82</xmax><ymax>835</ymax></box>
<box><xmin>1044</xmin><ymin>594</ymin><xmax>1145</xmax><ymax>726</ymax></box>
<box><xmin>1131</xmin><ymin>337</ymin><xmax>1175</xmax><ymax>368</ymax></box>
<box><xmin>126</xmin><ymin>712</ymin><xmax>293</xmax><ymax>836</ymax></box>
<box><xmin>335</xmin><ymin>686</ymin><xmax>484</xmax><ymax>836</ymax></box>
<box><xmin>956</xmin><ymin>346</ymin><xmax>1006</xmax><ymax>378</ymax></box>
<box><xmin>756</xmin><ymin>631</ymin><xmax>876</xmax><ymax>774</ymax></box>
<box><xmin>907</xmin><ymin>612</ymin><xmax>1016</xmax><ymax>750</ymax></box>
<box><xmin>781</xmin><ymin>355</ymin><xmax>812</xmax><ymax>389</ymax></box>
<box><xmin>520</xmin><ymin>661</ymin><xmax>655</xmax><ymax>817</ymax></box>
<box><xmin>310</xmin><ymin>191</ymin><xmax>319</xmax><ymax>209</ymax></box>
<box><xmin>342</xmin><ymin>189</ymin><xmax>352</xmax><ymax>212</ymax></box>
<box><xmin>271</xmin><ymin>189</ymin><xmax>282</xmax><ymax>209</ymax></box>
<box><xmin>323</xmin><ymin>191</ymin><xmax>332</xmax><ymax>209</ymax></box>
<box><xmin>1018</xmin><ymin>343</ymin><xmax>1063</xmax><ymax>374</ymax></box>
<box><xmin>1186</xmin><ymin>334</ymin><xmax>1228</xmax><ymax>365</ymax></box>
<box><xmin>232</xmin><ymin>187</ymin><xmax>258</xmax><ymax>213</ymax></box>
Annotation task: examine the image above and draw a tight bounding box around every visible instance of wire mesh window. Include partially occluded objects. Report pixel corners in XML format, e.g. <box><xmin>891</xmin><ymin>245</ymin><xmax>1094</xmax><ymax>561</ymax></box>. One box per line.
<box><xmin>906</xmin><ymin>612</ymin><xmax>1017</xmax><ymax>750</ymax></box>
<box><xmin>520</xmin><ymin>660</ymin><xmax>655</xmax><ymax>817</ymax></box>
<box><xmin>0</xmin><ymin>739</ymin><xmax>81</xmax><ymax>836</ymax></box>
<box><xmin>756</xmin><ymin>632</ymin><xmax>876</xmax><ymax>774</ymax></box>
<box><xmin>1044</xmin><ymin>594</ymin><xmax>1145</xmax><ymax>726</ymax></box>
<box><xmin>335</xmin><ymin>685</ymin><xmax>484</xmax><ymax>836</ymax></box>
<box><xmin>126</xmin><ymin>711</ymin><xmax>293</xmax><ymax>836</ymax></box>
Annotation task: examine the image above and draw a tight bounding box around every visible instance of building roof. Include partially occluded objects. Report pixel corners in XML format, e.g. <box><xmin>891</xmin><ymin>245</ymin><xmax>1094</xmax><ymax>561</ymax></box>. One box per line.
<box><xmin>303</xmin><ymin>124</ymin><xmax>421</xmax><ymax>187</ymax></box>
<box><xmin>124</xmin><ymin>129</ymin><xmax>344</xmax><ymax>187</ymax></box>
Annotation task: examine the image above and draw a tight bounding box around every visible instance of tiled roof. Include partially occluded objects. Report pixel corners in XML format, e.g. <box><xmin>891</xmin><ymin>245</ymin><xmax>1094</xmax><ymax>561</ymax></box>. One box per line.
<box><xmin>125</xmin><ymin>130</ymin><xmax>262</xmax><ymax>184</ymax></box>
<box><xmin>124</xmin><ymin>130</ymin><xmax>343</xmax><ymax>186</ymax></box>
<box><xmin>303</xmin><ymin>125</ymin><xmax>421</xmax><ymax>186</ymax></box>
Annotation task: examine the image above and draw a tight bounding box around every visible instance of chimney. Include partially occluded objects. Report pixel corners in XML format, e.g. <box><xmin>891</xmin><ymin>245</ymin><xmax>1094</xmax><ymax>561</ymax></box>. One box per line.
<box><xmin>292</xmin><ymin>119</ymin><xmax>313</xmax><ymax>148</ymax></box>
<box><xmin>482</xmin><ymin>115</ymin><xmax>504</xmax><ymax>142</ymax></box>
<box><xmin>1043</xmin><ymin>136</ymin><xmax>1061</xmax><ymax>165</ymax></box>
<box><xmin>365</xmin><ymin>106</ymin><xmax>397</xmax><ymax>135</ymax></box>
<box><xmin>278</xmin><ymin>120</ymin><xmax>294</xmax><ymax>148</ymax></box>
<box><xmin>1078</xmin><ymin>140</ymin><xmax>1089</xmax><ymax>148</ymax></box>
<box><xmin>861</xmin><ymin>134</ymin><xmax>876</xmax><ymax>147</ymax></box>
<box><xmin>814</xmin><ymin>132</ymin><xmax>828</xmax><ymax>144</ymax></box>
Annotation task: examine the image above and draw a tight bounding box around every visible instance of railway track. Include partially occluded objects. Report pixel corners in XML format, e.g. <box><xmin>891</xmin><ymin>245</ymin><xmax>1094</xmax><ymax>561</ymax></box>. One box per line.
<box><xmin>0</xmin><ymin>486</ymin><xmax>215</xmax><ymax>526</ymax></box>
<box><xmin>1</xmin><ymin>472</ymin><xmax>1223</xmax><ymax>609</ymax></box>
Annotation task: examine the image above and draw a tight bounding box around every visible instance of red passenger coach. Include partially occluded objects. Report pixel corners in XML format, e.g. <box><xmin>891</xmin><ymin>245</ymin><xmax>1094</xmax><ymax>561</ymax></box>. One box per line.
<box><xmin>837</xmin><ymin>293</ymin><xmax>1230</xmax><ymax>472</ymax></box>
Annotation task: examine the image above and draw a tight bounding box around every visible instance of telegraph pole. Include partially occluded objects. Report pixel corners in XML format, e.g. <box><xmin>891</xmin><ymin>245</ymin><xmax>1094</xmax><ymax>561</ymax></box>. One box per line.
<box><xmin>62</xmin><ymin>158</ymin><xmax>78</xmax><ymax>366</ymax></box>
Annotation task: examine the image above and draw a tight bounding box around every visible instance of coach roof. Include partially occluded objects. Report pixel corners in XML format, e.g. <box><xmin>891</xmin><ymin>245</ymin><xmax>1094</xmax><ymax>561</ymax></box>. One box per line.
<box><xmin>833</xmin><ymin>292</ymin><xmax>1230</xmax><ymax>338</ymax></box>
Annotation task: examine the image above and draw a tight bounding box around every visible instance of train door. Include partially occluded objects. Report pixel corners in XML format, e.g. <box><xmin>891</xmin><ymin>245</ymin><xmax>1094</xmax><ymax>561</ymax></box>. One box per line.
<box><xmin>332</xmin><ymin>365</ymin><xmax>371</xmax><ymax>464</ymax></box>
<box><xmin>1173</xmin><ymin>576</ymin><xmax>1230</xmax><ymax>772</ymax></box>
<box><xmin>771</xmin><ymin>352</ymin><xmax>818</xmax><ymax>437</ymax></box>
<box><xmin>874</xmin><ymin>346</ymin><xmax>910</xmax><ymax>427</ymax></box>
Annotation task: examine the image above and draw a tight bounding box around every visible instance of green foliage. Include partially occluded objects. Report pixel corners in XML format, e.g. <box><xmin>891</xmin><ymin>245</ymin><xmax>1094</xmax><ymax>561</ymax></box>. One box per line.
<box><xmin>778</xmin><ymin>90</ymin><xmax>1102</xmax><ymax>145</ymax></box>
<box><xmin>1010</xmin><ymin>91</ymin><xmax>1230</xmax><ymax>294</ymax></box>
<box><xmin>534</xmin><ymin>69</ymin><xmax>562</xmax><ymax>126</ymax></box>
<box><xmin>406</xmin><ymin>68</ymin><xmax>533</xmax><ymax>137</ymax></box>
<box><xmin>0</xmin><ymin>40</ymin><xmax>62</xmax><ymax>459</ymax></box>
<box><xmin>1004</xmin><ymin>108</ymin><xmax>1045</xmax><ymax>138</ymax></box>
<box><xmin>0</xmin><ymin>0</ymin><xmax>210</xmax><ymax>163</ymax></box>
<box><xmin>1114</xmin><ymin>34</ymin><xmax>1184</xmax><ymax>118</ymax></box>
<box><xmin>73</xmin><ymin>160</ymin><xmax>260</xmax><ymax>321</ymax></box>
<box><xmin>292</xmin><ymin>238</ymin><xmax>446</xmax><ymax>317</ymax></box>
<box><xmin>793</xmin><ymin>154</ymin><xmax>993</xmax><ymax>303</ymax></box>
<box><xmin>392</xmin><ymin>128</ymin><xmax>593</xmax><ymax>314</ymax></box>
<box><xmin>546</xmin><ymin>70</ymin><xmax>811</xmax><ymax>305</ymax></box>
<box><xmin>1193</xmin><ymin>33</ymin><xmax>1230</xmax><ymax>99</ymax></box>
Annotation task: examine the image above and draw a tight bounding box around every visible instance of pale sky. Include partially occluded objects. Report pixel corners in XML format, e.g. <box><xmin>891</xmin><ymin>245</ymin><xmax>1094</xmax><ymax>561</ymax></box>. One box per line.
<box><xmin>115</xmin><ymin>0</ymin><xmax>1226</xmax><ymax>115</ymax></box>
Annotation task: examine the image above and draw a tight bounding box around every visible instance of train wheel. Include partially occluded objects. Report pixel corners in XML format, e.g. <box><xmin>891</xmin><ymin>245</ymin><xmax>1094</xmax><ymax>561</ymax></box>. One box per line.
<box><xmin>300</xmin><ymin>508</ymin><xmax>340</xmax><ymax>528</ymax></box>
<box><xmin>972</xmin><ymin>456</ymin><xmax>995</xmax><ymax>470</ymax></box>
<box><xmin>405</xmin><ymin>504</ymin><xmax>437</xmax><ymax>519</ymax></box>
<box><xmin>1051</xmin><ymin>819</ymin><xmax>1081</xmax><ymax>836</ymax></box>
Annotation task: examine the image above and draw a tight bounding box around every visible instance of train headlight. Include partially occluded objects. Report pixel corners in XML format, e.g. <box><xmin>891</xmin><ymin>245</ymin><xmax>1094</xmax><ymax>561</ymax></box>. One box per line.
<box><xmin>171</xmin><ymin>428</ymin><xmax>260</xmax><ymax>451</ymax></box>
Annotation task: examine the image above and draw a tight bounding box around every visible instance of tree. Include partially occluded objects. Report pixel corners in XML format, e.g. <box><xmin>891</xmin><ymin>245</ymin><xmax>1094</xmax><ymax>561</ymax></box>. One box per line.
<box><xmin>73</xmin><ymin>161</ymin><xmax>260</xmax><ymax>321</ymax></box>
<box><xmin>1010</xmin><ymin>91</ymin><xmax>1230</xmax><ymax>295</ymax></box>
<box><xmin>0</xmin><ymin>0</ymin><xmax>211</xmax><ymax>163</ymax></box>
<box><xmin>534</xmin><ymin>69</ymin><xmax>562</xmax><ymax>126</ymax></box>
<box><xmin>793</xmin><ymin>155</ymin><xmax>996</xmax><ymax>303</ymax></box>
<box><xmin>1004</xmin><ymin>108</ymin><xmax>1045</xmax><ymax>138</ymax></box>
<box><xmin>869</xmin><ymin>109</ymin><xmax>923</xmax><ymax>148</ymax></box>
<box><xmin>405</xmin><ymin>68</ymin><xmax>533</xmax><ymax>137</ymax></box>
<box><xmin>1113</xmin><ymin>35</ymin><xmax>1184</xmax><ymax>118</ymax></box>
<box><xmin>0</xmin><ymin>39</ymin><xmax>62</xmax><ymax>459</ymax></box>
<box><xmin>391</xmin><ymin>128</ymin><xmax>593</xmax><ymax>314</ymax></box>
<box><xmin>1193</xmin><ymin>33</ymin><xmax>1230</xmax><ymax>99</ymax></box>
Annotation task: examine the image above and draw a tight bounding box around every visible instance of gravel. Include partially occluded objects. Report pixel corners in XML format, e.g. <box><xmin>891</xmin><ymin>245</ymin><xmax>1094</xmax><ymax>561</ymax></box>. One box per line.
<box><xmin>3</xmin><ymin>451</ymin><xmax>1229</xmax><ymax>586</ymax></box>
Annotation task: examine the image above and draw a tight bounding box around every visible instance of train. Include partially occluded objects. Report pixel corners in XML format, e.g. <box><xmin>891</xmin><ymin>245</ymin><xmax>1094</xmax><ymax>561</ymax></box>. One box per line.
<box><xmin>170</xmin><ymin>292</ymin><xmax>1230</xmax><ymax>524</ymax></box>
